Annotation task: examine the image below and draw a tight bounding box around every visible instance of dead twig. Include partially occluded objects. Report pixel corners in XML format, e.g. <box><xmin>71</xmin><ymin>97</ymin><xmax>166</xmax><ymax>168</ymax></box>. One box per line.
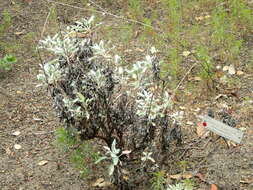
<box><xmin>32</xmin><ymin>130</ymin><xmax>55</xmax><ymax>135</ymax></box>
<box><xmin>170</xmin><ymin>63</ymin><xmax>197</xmax><ymax>103</ymax></box>
<box><xmin>40</xmin><ymin>6</ymin><xmax>53</xmax><ymax>39</ymax></box>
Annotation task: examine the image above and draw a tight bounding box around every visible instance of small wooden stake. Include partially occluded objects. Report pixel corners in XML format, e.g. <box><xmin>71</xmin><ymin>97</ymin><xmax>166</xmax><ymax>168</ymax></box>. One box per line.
<box><xmin>198</xmin><ymin>115</ymin><xmax>244</xmax><ymax>144</ymax></box>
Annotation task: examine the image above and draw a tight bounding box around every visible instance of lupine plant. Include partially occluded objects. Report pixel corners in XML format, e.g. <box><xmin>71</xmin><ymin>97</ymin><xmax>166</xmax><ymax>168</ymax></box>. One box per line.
<box><xmin>37</xmin><ymin>16</ymin><xmax>182</xmax><ymax>188</ymax></box>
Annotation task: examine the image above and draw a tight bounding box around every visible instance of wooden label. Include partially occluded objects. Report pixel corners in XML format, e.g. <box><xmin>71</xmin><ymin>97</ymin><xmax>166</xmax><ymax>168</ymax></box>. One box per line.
<box><xmin>198</xmin><ymin>115</ymin><xmax>244</xmax><ymax>144</ymax></box>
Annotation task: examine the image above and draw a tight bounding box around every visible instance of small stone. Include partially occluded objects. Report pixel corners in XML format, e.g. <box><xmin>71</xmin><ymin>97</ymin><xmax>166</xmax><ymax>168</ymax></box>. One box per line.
<box><xmin>14</xmin><ymin>144</ymin><xmax>22</xmax><ymax>150</ymax></box>
<box><xmin>223</xmin><ymin>66</ymin><xmax>229</xmax><ymax>71</ymax></box>
<box><xmin>236</xmin><ymin>70</ymin><xmax>244</xmax><ymax>75</ymax></box>
<box><xmin>38</xmin><ymin>160</ymin><xmax>48</xmax><ymax>166</ymax></box>
<box><xmin>228</xmin><ymin>65</ymin><xmax>236</xmax><ymax>75</ymax></box>
<box><xmin>12</xmin><ymin>131</ymin><xmax>21</xmax><ymax>136</ymax></box>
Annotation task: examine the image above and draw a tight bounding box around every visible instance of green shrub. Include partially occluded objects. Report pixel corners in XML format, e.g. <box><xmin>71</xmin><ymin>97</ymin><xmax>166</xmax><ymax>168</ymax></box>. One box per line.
<box><xmin>196</xmin><ymin>46</ymin><xmax>214</xmax><ymax>81</ymax></box>
<box><xmin>0</xmin><ymin>55</ymin><xmax>17</xmax><ymax>71</ymax></box>
<box><xmin>151</xmin><ymin>170</ymin><xmax>166</xmax><ymax>190</ymax></box>
<box><xmin>0</xmin><ymin>10</ymin><xmax>11</xmax><ymax>35</ymax></box>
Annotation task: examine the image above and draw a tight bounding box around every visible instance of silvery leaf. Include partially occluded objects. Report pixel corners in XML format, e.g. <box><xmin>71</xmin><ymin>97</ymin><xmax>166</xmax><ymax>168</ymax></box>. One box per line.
<box><xmin>95</xmin><ymin>156</ymin><xmax>108</xmax><ymax>164</ymax></box>
<box><xmin>77</xmin><ymin>92</ymin><xmax>85</xmax><ymax>103</ymax></box>
<box><xmin>103</xmin><ymin>146</ymin><xmax>110</xmax><ymax>151</ymax></box>
<box><xmin>88</xmin><ymin>15</ymin><xmax>95</xmax><ymax>24</ymax></box>
<box><xmin>108</xmin><ymin>165</ymin><xmax>114</xmax><ymax>176</ymax></box>
<box><xmin>114</xmin><ymin>54</ymin><xmax>121</xmax><ymax>64</ymax></box>
<box><xmin>112</xmin><ymin>156</ymin><xmax>119</xmax><ymax>166</ymax></box>
<box><xmin>145</xmin><ymin>55</ymin><xmax>152</xmax><ymax>65</ymax></box>
<box><xmin>37</xmin><ymin>73</ymin><xmax>46</xmax><ymax>81</ymax></box>
<box><xmin>111</xmin><ymin>139</ymin><xmax>118</xmax><ymax>154</ymax></box>
<box><xmin>150</xmin><ymin>46</ymin><xmax>157</xmax><ymax>54</ymax></box>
